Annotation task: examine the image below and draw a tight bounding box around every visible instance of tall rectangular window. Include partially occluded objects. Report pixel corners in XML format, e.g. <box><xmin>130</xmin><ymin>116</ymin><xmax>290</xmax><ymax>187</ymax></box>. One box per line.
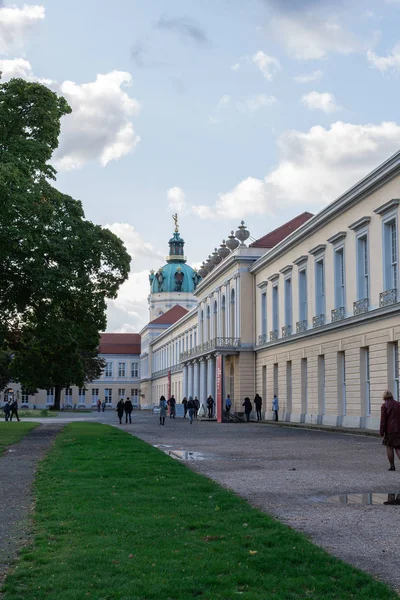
<box><xmin>334</xmin><ymin>248</ymin><xmax>345</xmax><ymax>309</ymax></box>
<box><xmin>21</xmin><ymin>389</ymin><xmax>29</xmax><ymax>404</ymax></box>
<box><xmin>384</xmin><ymin>219</ymin><xmax>398</xmax><ymax>290</ymax></box>
<box><xmin>357</xmin><ymin>235</ymin><xmax>369</xmax><ymax>300</ymax></box>
<box><xmin>105</xmin><ymin>388</ymin><xmax>112</xmax><ymax>404</ymax></box>
<box><xmin>361</xmin><ymin>348</ymin><xmax>370</xmax><ymax>416</ymax></box>
<box><xmin>298</xmin><ymin>269</ymin><xmax>307</xmax><ymax>322</ymax></box>
<box><xmin>261</xmin><ymin>291</ymin><xmax>267</xmax><ymax>336</ymax></box>
<box><xmin>46</xmin><ymin>388</ymin><xmax>54</xmax><ymax>405</ymax></box>
<box><xmin>315</xmin><ymin>259</ymin><xmax>325</xmax><ymax>315</ymax></box>
<box><xmin>262</xmin><ymin>365</ymin><xmax>267</xmax><ymax>403</ymax></box>
<box><xmin>78</xmin><ymin>388</ymin><xmax>86</xmax><ymax>403</ymax></box>
<box><xmin>65</xmin><ymin>388</ymin><xmax>72</xmax><ymax>405</ymax></box>
<box><xmin>284</xmin><ymin>278</ymin><xmax>292</xmax><ymax>329</ymax></box>
<box><xmin>272</xmin><ymin>285</ymin><xmax>279</xmax><ymax>333</ymax></box>
<box><xmin>338</xmin><ymin>351</ymin><xmax>346</xmax><ymax>415</ymax></box>
<box><xmin>286</xmin><ymin>361</ymin><xmax>292</xmax><ymax>413</ymax></box>
<box><xmin>118</xmin><ymin>388</ymin><xmax>125</xmax><ymax>399</ymax></box>
<box><xmin>301</xmin><ymin>358</ymin><xmax>308</xmax><ymax>415</ymax></box>
<box><xmin>273</xmin><ymin>363</ymin><xmax>279</xmax><ymax>397</ymax></box>
<box><xmin>318</xmin><ymin>355</ymin><xmax>325</xmax><ymax>415</ymax></box>
<box><xmin>91</xmin><ymin>388</ymin><xmax>99</xmax><ymax>404</ymax></box>
<box><xmin>131</xmin><ymin>388</ymin><xmax>139</xmax><ymax>406</ymax></box>
<box><xmin>388</xmin><ymin>341</ymin><xmax>400</xmax><ymax>401</ymax></box>
<box><xmin>118</xmin><ymin>362</ymin><xmax>126</xmax><ymax>377</ymax></box>
<box><xmin>105</xmin><ymin>362</ymin><xmax>113</xmax><ymax>378</ymax></box>
<box><xmin>131</xmin><ymin>362</ymin><xmax>139</xmax><ymax>378</ymax></box>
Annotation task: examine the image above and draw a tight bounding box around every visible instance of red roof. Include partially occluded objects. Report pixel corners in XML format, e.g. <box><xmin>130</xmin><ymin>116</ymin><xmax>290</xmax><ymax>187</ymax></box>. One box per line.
<box><xmin>149</xmin><ymin>304</ymin><xmax>188</xmax><ymax>325</ymax></box>
<box><xmin>250</xmin><ymin>212</ymin><xmax>314</xmax><ymax>249</ymax></box>
<box><xmin>99</xmin><ymin>333</ymin><xmax>141</xmax><ymax>355</ymax></box>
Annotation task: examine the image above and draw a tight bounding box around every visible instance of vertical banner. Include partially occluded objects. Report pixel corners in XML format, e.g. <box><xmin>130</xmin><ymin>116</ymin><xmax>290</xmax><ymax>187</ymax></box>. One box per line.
<box><xmin>216</xmin><ymin>355</ymin><xmax>223</xmax><ymax>423</ymax></box>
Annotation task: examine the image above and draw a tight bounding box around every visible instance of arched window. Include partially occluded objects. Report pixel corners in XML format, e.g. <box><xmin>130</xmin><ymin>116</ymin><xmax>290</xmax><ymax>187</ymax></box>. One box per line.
<box><xmin>213</xmin><ymin>300</ymin><xmax>218</xmax><ymax>339</ymax></box>
<box><xmin>206</xmin><ymin>304</ymin><xmax>211</xmax><ymax>341</ymax></box>
<box><xmin>230</xmin><ymin>289</ymin><xmax>235</xmax><ymax>338</ymax></box>
<box><xmin>221</xmin><ymin>295</ymin><xmax>226</xmax><ymax>338</ymax></box>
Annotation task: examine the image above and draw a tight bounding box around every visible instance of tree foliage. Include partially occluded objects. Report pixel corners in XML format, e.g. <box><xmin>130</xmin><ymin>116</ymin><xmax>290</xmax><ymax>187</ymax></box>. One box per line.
<box><xmin>0</xmin><ymin>78</ymin><xmax>131</xmax><ymax>406</ymax></box>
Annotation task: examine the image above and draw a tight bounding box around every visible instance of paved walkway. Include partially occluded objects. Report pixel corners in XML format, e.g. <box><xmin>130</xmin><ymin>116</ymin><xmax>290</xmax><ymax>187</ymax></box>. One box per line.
<box><xmin>0</xmin><ymin>423</ymin><xmax>64</xmax><ymax>591</ymax></box>
<box><xmin>112</xmin><ymin>411</ymin><xmax>400</xmax><ymax>592</ymax></box>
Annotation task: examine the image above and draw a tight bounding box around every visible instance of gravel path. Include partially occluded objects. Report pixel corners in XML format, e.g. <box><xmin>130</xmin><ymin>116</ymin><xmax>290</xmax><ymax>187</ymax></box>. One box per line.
<box><xmin>0</xmin><ymin>423</ymin><xmax>64</xmax><ymax>592</ymax></box>
<box><xmin>118</xmin><ymin>412</ymin><xmax>400</xmax><ymax>593</ymax></box>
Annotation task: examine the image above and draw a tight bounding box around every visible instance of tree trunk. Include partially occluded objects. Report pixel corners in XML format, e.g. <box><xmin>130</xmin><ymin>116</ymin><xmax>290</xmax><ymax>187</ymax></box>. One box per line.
<box><xmin>54</xmin><ymin>384</ymin><xmax>61</xmax><ymax>410</ymax></box>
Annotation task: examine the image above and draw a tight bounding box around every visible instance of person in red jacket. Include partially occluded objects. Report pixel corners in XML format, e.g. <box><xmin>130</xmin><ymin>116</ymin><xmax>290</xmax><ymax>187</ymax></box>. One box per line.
<box><xmin>380</xmin><ymin>390</ymin><xmax>400</xmax><ymax>471</ymax></box>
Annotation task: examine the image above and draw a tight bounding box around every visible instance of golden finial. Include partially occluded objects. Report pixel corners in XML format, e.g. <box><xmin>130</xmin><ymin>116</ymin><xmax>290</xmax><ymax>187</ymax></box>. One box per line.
<box><xmin>173</xmin><ymin>213</ymin><xmax>179</xmax><ymax>233</ymax></box>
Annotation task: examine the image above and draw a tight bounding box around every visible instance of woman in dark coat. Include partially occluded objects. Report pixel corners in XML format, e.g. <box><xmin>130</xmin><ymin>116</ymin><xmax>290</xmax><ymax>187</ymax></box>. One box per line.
<box><xmin>116</xmin><ymin>399</ymin><xmax>125</xmax><ymax>424</ymax></box>
<box><xmin>242</xmin><ymin>397</ymin><xmax>253</xmax><ymax>422</ymax></box>
<box><xmin>254</xmin><ymin>394</ymin><xmax>262</xmax><ymax>421</ymax></box>
<box><xmin>380</xmin><ymin>390</ymin><xmax>400</xmax><ymax>471</ymax></box>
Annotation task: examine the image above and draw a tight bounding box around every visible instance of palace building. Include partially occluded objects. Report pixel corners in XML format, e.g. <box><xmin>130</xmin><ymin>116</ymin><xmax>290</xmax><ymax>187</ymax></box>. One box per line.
<box><xmin>4</xmin><ymin>150</ymin><xmax>400</xmax><ymax>430</ymax></box>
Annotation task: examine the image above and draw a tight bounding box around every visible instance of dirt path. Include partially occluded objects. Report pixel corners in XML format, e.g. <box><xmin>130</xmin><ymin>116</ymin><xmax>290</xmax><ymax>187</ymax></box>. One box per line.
<box><xmin>0</xmin><ymin>424</ymin><xmax>64</xmax><ymax>593</ymax></box>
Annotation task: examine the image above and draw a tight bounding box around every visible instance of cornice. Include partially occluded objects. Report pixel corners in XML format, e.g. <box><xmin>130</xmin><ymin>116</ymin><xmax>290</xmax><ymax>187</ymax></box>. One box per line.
<box><xmin>293</xmin><ymin>255</ymin><xmax>308</xmax><ymax>267</ymax></box>
<box><xmin>348</xmin><ymin>216</ymin><xmax>371</xmax><ymax>231</ymax></box>
<box><xmin>309</xmin><ymin>244</ymin><xmax>326</xmax><ymax>256</ymax></box>
<box><xmin>374</xmin><ymin>198</ymin><xmax>400</xmax><ymax>216</ymax></box>
<box><xmin>327</xmin><ymin>231</ymin><xmax>347</xmax><ymax>245</ymax></box>
<box><xmin>250</xmin><ymin>150</ymin><xmax>400</xmax><ymax>274</ymax></box>
<box><xmin>268</xmin><ymin>273</ymin><xmax>280</xmax><ymax>282</ymax></box>
<box><xmin>279</xmin><ymin>265</ymin><xmax>293</xmax><ymax>276</ymax></box>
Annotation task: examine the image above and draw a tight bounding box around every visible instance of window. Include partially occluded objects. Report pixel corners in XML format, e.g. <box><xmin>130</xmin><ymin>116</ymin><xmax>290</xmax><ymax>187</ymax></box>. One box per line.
<box><xmin>230</xmin><ymin>289</ymin><xmax>235</xmax><ymax>337</ymax></box>
<box><xmin>118</xmin><ymin>362</ymin><xmax>126</xmax><ymax>377</ymax></box>
<box><xmin>301</xmin><ymin>358</ymin><xmax>308</xmax><ymax>415</ymax></box>
<box><xmin>388</xmin><ymin>342</ymin><xmax>400</xmax><ymax>401</ymax></box>
<box><xmin>361</xmin><ymin>348</ymin><xmax>370</xmax><ymax>416</ymax></box>
<box><xmin>334</xmin><ymin>248</ymin><xmax>345</xmax><ymax>309</ymax></box>
<box><xmin>272</xmin><ymin>285</ymin><xmax>279</xmax><ymax>333</ymax></box>
<box><xmin>384</xmin><ymin>219</ymin><xmax>398</xmax><ymax>291</ymax></box>
<box><xmin>221</xmin><ymin>296</ymin><xmax>226</xmax><ymax>337</ymax></box>
<box><xmin>357</xmin><ymin>235</ymin><xmax>369</xmax><ymax>300</ymax></box>
<box><xmin>315</xmin><ymin>259</ymin><xmax>325</xmax><ymax>315</ymax></box>
<box><xmin>261</xmin><ymin>291</ymin><xmax>267</xmax><ymax>336</ymax></box>
<box><xmin>273</xmin><ymin>363</ymin><xmax>278</xmax><ymax>397</ymax></box>
<box><xmin>21</xmin><ymin>389</ymin><xmax>29</xmax><ymax>404</ymax></box>
<box><xmin>298</xmin><ymin>269</ymin><xmax>307</xmax><ymax>322</ymax></box>
<box><xmin>284</xmin><ymin>278</ymin><xmax>292</xmax><ymax>330</ymax></box>
<box><xmin>65</xmin><ymin>388</ymin><xmax>72</xmax><ymax>404</ymax></box>
<box><xmin>46</xmin><ymin>388</ymin><xmax>54</xmax><ymax>405</ymax></box>
<box><xmin>286</xmin><ymin>361</ymin><xmax>292</xmax><ymax>413</ymax></box>
<box><xmin>78</xmin><ymin>388</ymin><xmax>86</xmax><ymax>403</ymax></box>
<box><xmin>318</xmin><ymin>355</ymin><xmax>325</xmax><ymax>415</ymax></box>
<box><xmin>92</xmin><ymin>388</ymin><xmax>99</xmax><ymax>403</ymax></box>
<box><xmin>131</xmin><ymin>362</ymin><xmax>139</xmax><ymax>378</ymax></box>
<box><xmin>105</xmin><ymin>388</ymin><xmax>112</xmax><ymax>404</ymax></box>
<box><xmin>118</xmin><ymin>388</ymin><xmax>125</xmax><ymax>399</ymax></box>
<box><xmin>338</xmin><ymin>351</ymin><xmax>346</xmax><ymax>415</ymax></box>
<box><xmin>131</xmin><ymin>388</ymin><xmax>139</xmax><ymax>399</ymax></box>
<box><xmin>395</xmin><ymin>343</ymin><xmax>399</xmax><ymax>402</ymax></box>
<box><xmin>104</xmin><ymin>362</ymin><xmax>113</xmax><ymax>378</ymax></box>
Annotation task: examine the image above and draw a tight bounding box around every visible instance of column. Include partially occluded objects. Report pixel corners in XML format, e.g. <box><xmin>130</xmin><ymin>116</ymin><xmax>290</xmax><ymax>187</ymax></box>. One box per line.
<box><xmin>182</xmin><ymin>364</ymin><xmax>188</xmax><ymax>399</ymax></box>
<box><xmin>188</xmin><ymin>362</ymin><xmax>194</xmax><ymax>399</ymax></box>
<box><xmin>199</xmin><ymin>357</ymin><xmax>207</xmax><ymax>409</ymax></box>
<box><xmin>207</xmin><ymin>354</ymin><xmax>216</xmax><ymax>399</ymax></box>
<box><xmin>193</xmin><ymin>360</ymin><xmax>200</xmax><ymax>400</ymax></box>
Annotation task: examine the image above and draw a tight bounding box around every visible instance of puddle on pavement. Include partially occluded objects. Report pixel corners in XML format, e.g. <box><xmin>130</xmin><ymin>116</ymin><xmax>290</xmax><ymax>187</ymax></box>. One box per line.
<box><xmin>328</xmin><ymin>492</ymin><xmax>400</xmax><ymax>506</ymax></box>
<box><xmin>168</xmin><ymin>450</ymin><xmax>206</xmax><ymax>461</ymax></box>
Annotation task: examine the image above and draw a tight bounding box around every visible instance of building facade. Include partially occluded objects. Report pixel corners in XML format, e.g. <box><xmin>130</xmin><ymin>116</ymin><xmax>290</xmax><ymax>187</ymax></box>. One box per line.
<box><xmin>141</xmin><ymin>151</ymin><xmax>400</xmax><ymax>431</ymax></box>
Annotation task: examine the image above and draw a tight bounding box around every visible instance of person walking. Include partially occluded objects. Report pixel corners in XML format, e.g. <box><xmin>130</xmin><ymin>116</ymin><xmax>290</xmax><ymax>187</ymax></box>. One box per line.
<box><xmin>124</xmin><ymin>397</ymin><xmax>133</xmax><ymax>424</ymax></box>
<box><xmin>187</xmin><ymin>396</ymin><xmax>195</xmax><ymax>424</ymax></box>
<box><xmin>168</xmin><ymin>395</ymin><xmax>176</xmax><ymax>419</ymax></box>
<box><xmin>10</xmin><ymin>399</ymin><xmax>20</xmax><ymax>422</ymax></box>
<box><xmin>242</xmin><ymin>397</ymin><xmax>252</xmax><ymax>422</ymax></box>
<box><xmin>159</xmin><ymin>395</ymin><xmax>167</xmax><ymax>426</ymax></box>
<box><xmin>182</xmin><ymin>397</ymin><xmax>188</xmax><ymax>418</ymax></box>
<box><xmin>97</xmin><ymin>398</ymin><xmax>101</xmax><ymax>413</ymax></box>
<box><xmin>254</xmin><ymin>394</ymin><xmax>262</xmax><ymax>421</ymax></box>
<box><xmin>116</xmin><ymin>398</ymin><xmax>125</xmax><ymax>424</ymax></box>
<box><xmin>193</xmin><ymin>397</ymin><xmax>200</xmax><ymax>420</ymax></box>
<box><xmin>380</xmin><ymin>390</ymin><xmax>400</xmax><ymax>471</ymax></box>
<box><xmin>272</xmin><ymin>394</ymin><xmax>279</xmax><ymax>422</ymax></box>
<box><xmin>207</xmin><ymin>395</ymin><xmax>215</xmax><ymax>419</ymax></box>
<box><xmin>3</xmin><ymin>400</ymin><xmax>10</xmax><ymax>422</ymax></box>
<box><xmin>102</xmin><ymin>400</ymin><xmax>106</xmax><ymax>412</ymax></box>
<box><xmin>225</xmin><ymin>394</ymin><xmax>232</xmax><ymax>415</ymax></box>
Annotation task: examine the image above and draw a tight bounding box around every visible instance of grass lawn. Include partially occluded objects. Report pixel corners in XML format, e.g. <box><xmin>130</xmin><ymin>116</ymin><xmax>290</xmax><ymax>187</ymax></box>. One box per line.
<box><xmin>18</xmin><ymin>409</ymin><xmax>55</xmax><ymax>419</ymax></box>
<box><xmin>0</xmin><ymin>422</ymin><xmax>38</xmax><ymax>455</ymax></box>
<box><xmin>1</xmin><ymin>423</ymin><xmax>397</xmax><ymax>600</ymax></box>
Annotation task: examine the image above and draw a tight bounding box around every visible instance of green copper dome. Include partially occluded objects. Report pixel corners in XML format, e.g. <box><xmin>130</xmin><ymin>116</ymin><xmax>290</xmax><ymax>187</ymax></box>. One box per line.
<box><xmin>149</xmin><ymin>222</ymin><xmax>201</xmax><ymax>293</ymax></box>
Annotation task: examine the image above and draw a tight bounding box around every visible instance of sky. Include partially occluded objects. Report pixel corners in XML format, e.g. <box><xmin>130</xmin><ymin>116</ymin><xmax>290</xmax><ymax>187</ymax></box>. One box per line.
<box><xmin>2</xmin><ymin>0</ymin><xmax>400</xmax><ymax>332</ymax></box>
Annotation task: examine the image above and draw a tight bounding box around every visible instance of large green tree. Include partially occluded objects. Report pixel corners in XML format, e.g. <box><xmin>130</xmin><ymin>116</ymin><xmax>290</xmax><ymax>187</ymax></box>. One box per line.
<box><xmin>0</xmin><ymin>78</ymin><xmax>131</xmax><ymax>407</ymax></box>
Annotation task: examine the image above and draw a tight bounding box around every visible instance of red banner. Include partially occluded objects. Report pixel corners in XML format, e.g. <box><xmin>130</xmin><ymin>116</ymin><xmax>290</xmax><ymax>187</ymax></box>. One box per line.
<box><xmin>216</xmin><ymin>355</ymin><xmax>223</xmax><ymax>423</ymax></box>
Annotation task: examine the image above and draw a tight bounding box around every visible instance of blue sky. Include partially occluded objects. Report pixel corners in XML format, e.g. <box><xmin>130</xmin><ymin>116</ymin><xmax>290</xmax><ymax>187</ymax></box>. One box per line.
<box><xmin>2</xmin><ymin>0</ymin><xmax>400</xmax><ymax>330</ymax></box>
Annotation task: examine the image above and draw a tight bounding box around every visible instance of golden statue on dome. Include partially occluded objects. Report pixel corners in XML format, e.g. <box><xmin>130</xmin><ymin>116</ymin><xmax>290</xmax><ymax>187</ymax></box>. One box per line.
<box><xmin>173</xmin><ymin>213</ymin><xmax>179</xmax><ymax>233</ymax></box>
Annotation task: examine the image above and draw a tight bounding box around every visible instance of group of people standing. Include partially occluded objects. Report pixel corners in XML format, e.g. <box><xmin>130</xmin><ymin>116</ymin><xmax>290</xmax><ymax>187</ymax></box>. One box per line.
<box><xmin>241</xmin><ymin>394</ymin><xmax>279</xmax><ymax>422</ymax></box>
<box><xmin>2</xmin><ymin>399</ymin><xmax>20</xmax><ymax>422</ymax></box>
<box><xmin>115</xmin><ymin>397</ymin><xmax>133</xmax><ymax>424</ymax></box>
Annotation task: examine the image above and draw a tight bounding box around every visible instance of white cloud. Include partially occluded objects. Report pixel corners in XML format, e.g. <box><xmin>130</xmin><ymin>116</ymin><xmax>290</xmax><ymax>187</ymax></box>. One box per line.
<box><xmin>294</xmin><ymin>70</ymin><xmax>323</xmax><ymax>83</ymax></box>
<box><xmin>251</xmin><ymin>51</ymin><xmax>281</xmax><ymax>80</ymax></box>
<box><xmin>301</xmin><ymin>91</ymin><xmax>341</xmax><ymax>113</ymax></box>
<box><xmin>107</xmin><ymin>270</ymin><xmax>150</xmax><ymax>333</ymax></box>
<box><xmin>0</xmin><ymin>57</ymin><xmax>53</xmax><ymax>84</ymax></box>
<box><xmin>270</xmin><ymin>14</ymin><xmax>358</xmax><ymax>60</ymax></box>
<box><xmin>192</xmin><ymin>121</ymin><xmax>400</xmax><ymax>218</ymax></box>
<box><xmin>167</xmin><ymin>187</ymin><xmax>188</xmax><ymax>214</ymax></box>
<box><xmin>218</xmin><ymin>94</ymin><xmax>231</xmax><ymax>106</ymax></box>
<box><xmin>236</xmin><ymin>94</ymin><xmax>277</xmax><ymax>113</ymax></box>
<box><xmin>54</xmin><ymin>71</ymin><xmax>141</xmax><ymax>170</ymax></box>
<box><xmin>230</xmin><ymin>62</ymin><xmax>241</xmax><ymax>71</ymax></box>
<box><xmin>103</xmin><ymin>222</ymin><xmax>163</xmax><ymax>261</ymax></box>
<box><xmin>0</xmin><ymin>4</ymin><xmax>44</xmax><ymax>54</ymax></box>
<box><xmin>367</xmin><ymin>43</ymin><xmax>400</xmax><ymax>73</ymax></box>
